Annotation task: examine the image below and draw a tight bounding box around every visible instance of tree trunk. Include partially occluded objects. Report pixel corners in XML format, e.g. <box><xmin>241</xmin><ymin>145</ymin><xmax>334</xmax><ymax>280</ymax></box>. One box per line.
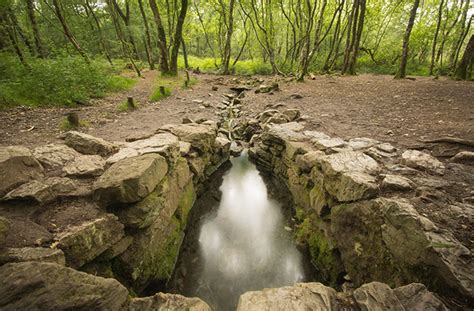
<box><xmin>138</xmin><ymin>0</ymin><xmax>155</xmax><ymax>70</ymax></box>
<box><xmin>84</xmin><ymin>0</ymin><xmax>113</xmax><ymax>65</ymax></box>
<box><xmin>182</xmin><ymin>37</ymin><xmax>189</xmax><ymax>69</ymax></box>
<box><xmin>348</xmin><ymin>0</ymin><xmax>366</xmax><ymax>74</ymax></box>
<box><xmin>26</xmin><ymin>0</ymin><xmax>46</xmax><ymax>58</ymax></box>
<box><xmin>222</xmin><ymin>0</ymin><xmax>235</xmax><ymax>75</ymax></box>
<box><xmin>169</xmin><ymin>0</ymin><xmax>188</xmax><ymax>75</ymax></box>
<box><xmin>395</xmin><ymin>0</ymin><xmax>420</xmax><ymax>79</ymax></box>
<box><xmin>149</xmin><ymin>0</ymin><xmax>170</xmax><ymax>73</ymax></box>
<box><xmin>429</xmin><ymin>0</ymin><xmax>444</xmax><ymax>75</ymax></box>
<box><xmin>455</xmin><ymin>35</ymin><xmax>474</xmax><ymax>80</ymax></box>
<box><xmin>51</xmin><ymin>0</ymin><xmax>89</xmax><ymax>62</ymax></box>
<box><xmin>112</xmin><ymin>0</ymin><xmax>140</xmax><ymax>60</ymax></box>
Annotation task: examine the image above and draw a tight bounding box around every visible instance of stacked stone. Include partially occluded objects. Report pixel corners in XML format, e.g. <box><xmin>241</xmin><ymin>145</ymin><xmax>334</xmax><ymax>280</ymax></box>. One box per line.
<box><xmin>248</xmin><ymin>115</ymin><xmax>473</xmax><ymax>304</ymax></box>
<box><xmin>0</xmin><ymin>122</ymin><xmax>230</xmax><ymax>307</ymax></box>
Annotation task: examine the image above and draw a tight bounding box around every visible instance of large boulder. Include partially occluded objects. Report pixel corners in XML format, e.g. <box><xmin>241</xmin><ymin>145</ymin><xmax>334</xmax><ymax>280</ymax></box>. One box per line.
<box><xmin>64</xmin><ymin>131</ymin><xmax>118</xmax><ymax>156</ymax></box>
<box><xmin>3</xmin><ymin>177</ymin><xmax>90</xmax><ymax>204</ymax></box>
<box><xmin>0</xmin><ymin>262</ymin><xmax>129</xmax><ymax>310</ymax></box>
<box><xmin>354</xmin><ymin>282</ymin><xmax>447</xmax><ymax>311</ymax></box>
<box><xmin>317</xmin><ymin>151</ymin><xmax>380</xmax><ymax>202</ymax></box>
<box><xmin>237</xmin><ymin>283</ymin><xmax>353</xmax><ymax>310</ymax></box>
<box><xmin>107</xmin><ymin>133</ymin><xmax>180</xmax><ymax>164</ymax></box>
<box><xmin>55</xmin><ymin>214</ymin><xmax>124</xmax><ymax>268</ymax></box>
<box><xmin>33</xmin><ymin>144</ymin><xmax>79</xmax><ymax>170</ymax></box>
<box><xmin>63</xmin><ymin>155</ymin><xmax>105</xmax><ymax>177</ymax></box>
<box><xmin>401</xmin><ymin>150</ymin><xmax>445</xmax><ymax>175</ymax></box>
<box><xmin>0</xmin><ymin>146</ymin><xmax>43</xmax><ymax>197</ymax></box>
<box><xmin>93</xmin><ymin>154</ymin><xmax>168</xmax><ymax>205</ymax></box>
<box><xmin>160</xmin><ymin>123</ymin><xmax>217</xmax><ymax>153</ymax></box>
<box><xmin>0</xmin><ymin>247</ymin><xmax>65</xmax><ymax>266</ymax></box>
<box><xmin>331</xmin><ymin>198</ymin><xmax>473</xmax><ymax>298</ymax></box>
<box><xmin>128</xmin><ymin>293</ymin><xmax>211</xmax><ymax>311</ymax></box>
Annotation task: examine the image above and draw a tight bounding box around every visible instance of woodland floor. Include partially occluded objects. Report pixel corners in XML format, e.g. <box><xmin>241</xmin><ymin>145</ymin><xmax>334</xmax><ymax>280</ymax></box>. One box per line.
<box><xmin>0</xmin><ymin>70</ymin><xmax>473</xmax><ymax>149</ymax></box>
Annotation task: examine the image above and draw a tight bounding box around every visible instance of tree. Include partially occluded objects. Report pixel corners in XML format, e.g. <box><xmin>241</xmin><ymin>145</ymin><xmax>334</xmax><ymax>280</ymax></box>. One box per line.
<box><xmin>26</xmin><ymin>0</ymin><xmax>46</xmax><ymax>58</ymax></box>
<box><xmin>138</xmin><ymin>0</ymin><xmax>155</xmax><ymax>70</ymax></box>
<box><xmin>455</xmin><ymin>35</ymin><xmax>474</xmax><ymax>80</ymax></box>
<box><xmin>51</xmin><ymin>0</ymin><xmax>89</xmax><ymax>62</ymax></box>
<box><xmin>395</xmin><ymin>0</ymin><xmax>420</xmax><ymax>79</ymax></box>
<box><xmin>221</xmin><ymin>0</ymin><xmax>235</xmax><ymax>75</ymax></box>
<box><xmin>429</xmin><ymin>0</ymin><xmax>445</xmax><ymax>75</ymax></box>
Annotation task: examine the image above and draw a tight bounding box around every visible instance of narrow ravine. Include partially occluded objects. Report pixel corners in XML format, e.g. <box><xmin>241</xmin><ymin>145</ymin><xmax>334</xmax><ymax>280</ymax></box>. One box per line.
<box><xmin>170</xmin><ymin>152</ymin><xmax>305</xmax><ymax>310</ymax></box>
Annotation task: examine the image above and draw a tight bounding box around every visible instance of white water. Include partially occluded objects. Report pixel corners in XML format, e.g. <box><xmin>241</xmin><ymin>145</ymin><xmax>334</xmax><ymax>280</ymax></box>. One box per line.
<box><xmin>196</xmin><ymin>152</ymin><xmax>304</xmax><ymax>310</ymax></box>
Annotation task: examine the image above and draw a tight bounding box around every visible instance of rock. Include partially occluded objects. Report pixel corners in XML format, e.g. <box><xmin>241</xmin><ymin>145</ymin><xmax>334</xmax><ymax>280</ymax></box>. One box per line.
<box><xmin>348</xmin><ymin>138</ymin><xmax>379</xmax><ymax>150</ymax></box>
<box><xmin>319</xmin><ymin>151</ymin><xmax>380</xmax><ymax>175</ymax></box>
<box><xmin>230</xmin><ymin>141</ymin><xmax>243</xmax><ymax>156</ymax></box>
<box><xmin>2</xmin><ymin>218</ymin><xmax>52</xmax><ymax>248</ymax></box>
<box><xmin>98</xmin><ymin>236</ymin><xmax>134</xmax><ymax>260</ymax></box>
<box><xmin>393</xmin><ymin>283</ymin><xmax>448</xmax><ymax>311</ymax></box>
<box><xmin>281</xmin><ymin>109</ymin><xmax>301</xmax><ymax>121</ymax></box>
<box><xmin>178</xmin><ymin>141</ymin><xmax>192</xmax><ymax>157</ymax></box>
<box><xmin>365</xmin><ymin>146</ymin><xmax>397</xmax><ymax>160</ymax></box>
<box><xmin>182</xmin><ymin>117</ymin><xmax>194</xmax><ymax>124</ymax></box>
<box><xmin>211</xmin><ymin>86</ymin><xmax>218</xmax><ymax>91</ymax></box>
<box><xmin>381</xmin><ymin>174</ymin><xmax>413</xmax><ymax>191</ymax></box>
<box><xmin>230</xmin><ymin>85</ymin><xmax>251</xmax><ymax>93</ymax></box>
<box><xmin>289</xmin><ymin>93</ymin><xmax>303</xmax><ymax>99</ymax></box>
<box><xmin>124</xmin><ymin>133</ymin><xmax>179</xmax><ymax>158</ymax></box>
<box><xmin>354</xmin><ymin>282</ymin><xmax>448</xmax><ymax>311</ymax></box>
<box><xmin>128</xmin><ymin>292</ymin><xmax>211</xmax><ymax>311</ymax></box>
<box><xmin>353</xmin><ymin>282</ymin><xmax>404</xmax><ymax>310</ymax></box>
<box><xmin>0</xmin><ymin>216</ymin><xmax>11</xmax><ymax>246</ymax></box>
<box><xmin>3</xmin><ymin>177</ymin><xmax>89</xmax><ymax>204</ymax></box>
<box><xmin>257</xmin><ymin>83</ymin><xmax>279</xmax><ymax>93</ymax></box>
<box><xmin>450</xmin><ymin>151</ymin><xmax>474</xmax><ymax>165</ymax></box>
<box><xmin>192</xmin><ymin>99</ymin><xmax>204</xmax><ymax>104</ymax></box>
<box><xmin>94</xmin><ymin>154</ymin><xmax>168</xmax><ymax>205</ymax></box>
<box><xmin>259</xmin><ymin>109</ymin><xmax>279</xmax><ymax>123</ymax></box>
<box><xmin>33</xmin><ymin>144</ymin><xmax>80</xmax><ymax>169</ymax></box>
<box><xmin>0</xmin><ymin>146</ymin><xmax>43</xmax><ymax>197</ymax></box>
<box><xmin>266</xmin><ymin>114</ymin><xmax>291</xmax><ymax>124</ymax></box>
<box><xmin>63</xmin><ymin>155</ymin><xmax>105</xmax><ymax>177</ymax></box>
<box><xmin>0</xmin><ymin>262</ymin><xmax>129</xmax><ymax>309</ymax></box>
<box><xmin>160</xmin><ymin>123</ymin><xmax>217</xmax><ymax>153</ymax></box>
<box><xmin>237</xmin><ymin>282</ymin><xmax>350</xmax><ymax>310</ymax></box>
<box><xmin>376</xmin><ymin>142</ymin><xmax>396</xmax><ymax>153</ymax></box>
<box><xmin>401</xmin><ymin>150</ymin><xmax>445</xmax><ymax>175</ymax></box>
<box><xmin>55</xmin><ymin>214</ymin><xmax>124</xmax><ymax>268</ymax></box>
<box><xmin>106</xmin><ymin>148</ymin><xmax>140</xmax><ymax>164</ymax></box>
<box><xmin>311</xmin><ymin>136</ymin><xmax>347</xmax><ymax>152</ymax></box>
<box><xmin>0</xmin><ymin>247</ymin><xmax>65</xmax><ymax>266</ymax></box>
<box><xmin>332</xmin><ymin>198</ymin><xmax>474</xmax><ymax>298</ymax></box>
<box><xmin>296</xmin><ymin>151</ymin><xmax>325</xmax><ymax>172</ymax></box>
<box><xmin>64</xmin><ymin>131</ymin><xmax>118</xmax><ymax>156</ymax></box>
<box><xmin>324</xmin><ymin>171</ymin><xmax>379</xmax><ymax>202</ymax></box>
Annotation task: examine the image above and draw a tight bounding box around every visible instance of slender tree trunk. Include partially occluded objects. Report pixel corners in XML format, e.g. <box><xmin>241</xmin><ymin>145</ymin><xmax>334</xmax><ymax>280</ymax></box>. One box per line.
<box><xmin>112</xmin><ymin>0</ymin><xmax>139</xmax><ymax>60</ymax></box>
<box><xmin>138</xmin><ymin>0</ymin><xmax>155</xmax><ymax>70</ymax></box>
<box><xmin>181</xmin><ymin>37</ymin><xmax>189</xmax><ymax>68</ymax></box>
<box><xmin>169</xmin><ymin>0</ymin><xmax>188</xmax><ymax>75</ymax></box>
<box><xmin>26</xmin><ymin>0</ymin><xmax>46</xmax><ymax>57</ymax></box>
<box><xmin>84</xmin><ymin>0</ymin><xmax>113</xmax><ymax>65</ymax></box>
<box><xmin>348</xmin><ymin>0</ymin><xmax>366</xmax><ymax>74</ymax></box>
<box><xmin>342</xmin><ymin>0</ymin><xmax>358</xmax><ymax>74</ymax></box>
<box><xmin>455</xmin><ymin>35</ymin><xmax>474</xmax><ymax>80</ymax></box>
<box><xmin>0</xmin><ymin>11</ymin><xmax>27</xmax><ymax>66</ymax></box>
<box><xmin>430</xmin><ymin>0</ymin><xmax>444</xmax><ymax>75</ymax></box>
<box><xmin>222</xmin><ymin>0</ymin><xmax>235</xmax><ymax>75</ymax></box>
<box><xmin>450</xmin><ymin>0</ymin><xmax>471</xmax><ymax>71</ymax></box>
<box><xmin>149</xmin><ymin>0</ymin><xmax>170</xmax><ymax>73</ymax></box>
<box><xmin>51</xmin><ymin>0</ymin><xmax>89</xmax><ymax>62</ymax></box>
<box><xmin>395</xmin><ymin>0</ymin><xmax>420</xmax><ymax>79</ymax></box>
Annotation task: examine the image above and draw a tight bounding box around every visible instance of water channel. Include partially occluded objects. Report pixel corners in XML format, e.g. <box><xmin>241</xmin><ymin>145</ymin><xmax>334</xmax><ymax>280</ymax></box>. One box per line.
<box><xmin>169</xmin><ymin>152</ymin><xmax>307</xmax><ymax>310</ymax></box>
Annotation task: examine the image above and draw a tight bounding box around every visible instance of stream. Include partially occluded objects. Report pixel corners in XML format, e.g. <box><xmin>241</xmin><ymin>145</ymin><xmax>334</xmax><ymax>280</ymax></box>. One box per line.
<box><xmin>169</xmin><ymin>152</ymin><xmax>306</xmax><ymax>310</ymax></box>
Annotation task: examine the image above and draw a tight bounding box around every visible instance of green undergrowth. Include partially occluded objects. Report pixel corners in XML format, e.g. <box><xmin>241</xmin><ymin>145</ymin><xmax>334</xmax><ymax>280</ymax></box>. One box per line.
<box><xmin>0</xmin><ymin>54</ymin><xmax>137</xmax><ymax>108</ymax></box>
<box><xmin>178</xmin><ymin>55</ymin><xmax>272</xmax><ymax>75</ymax></box>
<box><xmin>149</xmin><ymin>72</ymin><xmax>197</xmax><ymax>102</ymax></box>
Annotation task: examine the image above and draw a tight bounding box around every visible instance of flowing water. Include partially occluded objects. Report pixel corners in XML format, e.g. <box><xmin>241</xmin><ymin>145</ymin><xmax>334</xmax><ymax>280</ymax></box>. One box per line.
<box><xmin>171</xmin><ymin>152</ymin><xmax>306</xmax><ymax>310</ymax></box>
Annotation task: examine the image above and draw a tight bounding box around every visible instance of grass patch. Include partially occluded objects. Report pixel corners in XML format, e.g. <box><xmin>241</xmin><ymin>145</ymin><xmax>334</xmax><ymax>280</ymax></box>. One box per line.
<box><xmin>178</xmin><ymin>55</ymin><xmax>273</xmax><ymax>75</ymax></box>
<box><xmin>149</xmin><ymin>73</ymin><xmax>196</xmax><ymax>102</ymax></box>
<box><xmin>0</xmin><ymin>54</ymin><xmax>137</xmax><ymax>108</ymax></box>
<box><xmin>60</xmin><ymin>118</ymin><xmax>89</xmax><ymax>131</ymax></box>
<box><xmin>116</xmin><ymin>99</ymin><xmax>138</xmax><ymax>112</ymax></box>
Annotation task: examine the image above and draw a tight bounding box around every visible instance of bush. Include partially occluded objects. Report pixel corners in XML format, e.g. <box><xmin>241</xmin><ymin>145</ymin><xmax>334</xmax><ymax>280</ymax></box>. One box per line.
<box><xmin>0</xmin><ymin>54</ymin><xmax>136</xmax><ymax>108</ymax></box>
<box><xmin>177</xmin><ymin>55</ymin><xmax>273</xmax><ymax>75</ymax></box>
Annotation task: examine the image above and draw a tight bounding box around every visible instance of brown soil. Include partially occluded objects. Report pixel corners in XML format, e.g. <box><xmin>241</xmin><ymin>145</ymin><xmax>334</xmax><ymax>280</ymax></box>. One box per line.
<box><xmin>1</xmin><ymin>72</ymin><xmax>472</xmax><ymax>149</ymax></box>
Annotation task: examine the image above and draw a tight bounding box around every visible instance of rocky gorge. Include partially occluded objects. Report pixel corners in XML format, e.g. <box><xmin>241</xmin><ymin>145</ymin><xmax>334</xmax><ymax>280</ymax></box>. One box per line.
<box><xmin>0</xmin><ymin>86</ymin><xmax>473</xmax><ymax>310</ymax></box>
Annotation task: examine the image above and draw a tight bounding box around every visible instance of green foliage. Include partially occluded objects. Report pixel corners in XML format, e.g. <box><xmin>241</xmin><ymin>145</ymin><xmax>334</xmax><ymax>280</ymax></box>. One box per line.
<box><xmin>149</xmin><ymin>86</ymin><xmax>171</xmax><ymax>102</ymax></box>
<box><xmin>0</xmin><ymin>54</ymin><xmax>136</xmax><ymax>108</ymax></box>
<box><xmin>178</xmin><ymin>56</ymin><xmax>273</xmax><ymax>75</ymax></box>
<box><xmin>149</xmin><ymin>73</ymin><xmax>197</xmax><ymax>101</ymax></box>
<box><xmin>116</xmin><ymin>99</ymin><xmax>138</xmax><ymax>112</ymax></box>
<box><xmin>59</xmin><ymin>118</ymin><xmax>89</xmax><ymax>131</ymax></box>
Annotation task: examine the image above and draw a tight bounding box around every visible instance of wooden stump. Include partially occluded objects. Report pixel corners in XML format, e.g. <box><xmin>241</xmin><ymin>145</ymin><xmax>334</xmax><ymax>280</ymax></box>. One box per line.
<box><xmin>127</xmin><ymin>96</ymin><xmax>136</xmax><ymax>110</ymax></box>
<box><xmin>159</xmin><ymin>86</ymin><xmax>166</xmax><ymax>95</ymax></box>
<box><xmin>67</xmin><ymin>112</ymin><xmax>80</xmax><ymax>127</ymax></box>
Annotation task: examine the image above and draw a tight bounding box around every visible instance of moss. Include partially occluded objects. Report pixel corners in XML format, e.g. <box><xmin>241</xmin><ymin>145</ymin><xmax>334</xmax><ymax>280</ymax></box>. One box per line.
<box><xmin>176</xmin><ymin>182</ymin><xmax>196</xmax><ymax>227</ymax></box>
<box><xmin>154</xmin><ymin>216</ymin><xmax>184</xmax><ymax>280</ymax></box>
<box><xmin>294</xmin><ymin>214</ymin><xmax>343</xmax><ymax>287</ymax></box>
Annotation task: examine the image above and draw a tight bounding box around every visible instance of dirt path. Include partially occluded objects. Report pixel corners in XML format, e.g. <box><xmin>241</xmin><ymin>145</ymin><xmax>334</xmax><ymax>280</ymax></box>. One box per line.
<box><xmin>0</xmin><ymin>72</ymin><xmax>472</xmax><ymax>149</ymax></box>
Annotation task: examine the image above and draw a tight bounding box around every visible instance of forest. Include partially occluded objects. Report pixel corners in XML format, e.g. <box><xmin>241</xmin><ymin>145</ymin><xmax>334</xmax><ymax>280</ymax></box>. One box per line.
<box><xmin>0</xmin><ymin>0</ymin><xmax>472</xmax><ymax>107</ymax></box>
